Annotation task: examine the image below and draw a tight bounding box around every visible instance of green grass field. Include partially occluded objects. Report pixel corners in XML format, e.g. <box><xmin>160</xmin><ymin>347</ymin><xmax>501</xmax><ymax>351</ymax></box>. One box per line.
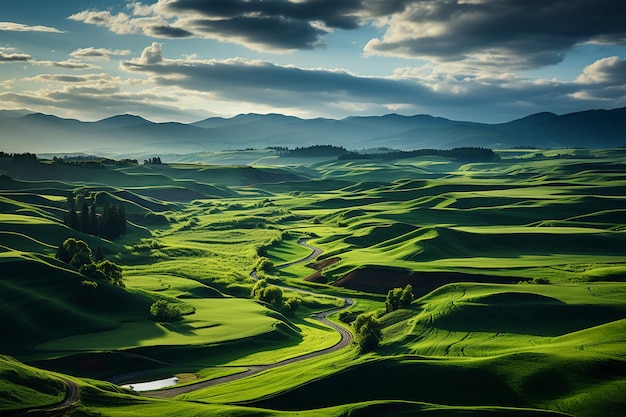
<box><xmin>0</xmin><ymin>149</ymin><xmax>625</xmax><ymax>416</ymax></box>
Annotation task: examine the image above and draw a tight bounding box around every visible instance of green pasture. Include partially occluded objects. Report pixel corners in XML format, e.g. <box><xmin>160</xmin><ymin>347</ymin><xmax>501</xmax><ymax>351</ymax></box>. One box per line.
<box><xmin>37</xmin><ymin>298</ymin><xmax>289</xmax><ymax>351</ymax></box>
<box><xmin>1</xmin><ymin>150</ymin><xmax>626</xmax><ymax>416</ymax></box>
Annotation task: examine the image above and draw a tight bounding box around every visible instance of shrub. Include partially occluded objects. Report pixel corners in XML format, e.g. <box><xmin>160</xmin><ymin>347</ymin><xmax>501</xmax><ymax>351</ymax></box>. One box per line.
<box><xmin>255</xmin><ymin>257</ymin><xmax>274</xmax><ymax>273</ymax></box>
<box><xmin>150</xmin><ymin>300</ymin><xmax>182</xmax><ymax>322</ymax></box>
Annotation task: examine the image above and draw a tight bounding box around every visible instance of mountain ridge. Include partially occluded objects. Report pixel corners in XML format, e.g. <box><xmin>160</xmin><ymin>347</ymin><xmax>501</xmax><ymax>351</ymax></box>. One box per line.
<box><xmin>1</xmin><ymin>107</ymin><xmax>624</xmax><ymax>154</ymax></box>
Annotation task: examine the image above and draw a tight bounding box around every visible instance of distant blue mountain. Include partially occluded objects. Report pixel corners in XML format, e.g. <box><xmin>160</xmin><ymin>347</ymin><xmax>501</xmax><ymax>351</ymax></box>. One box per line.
<box><xmin>1</xmin><ymin>107</ymin><xmax>624</xmax><ymax>154</ymax></box>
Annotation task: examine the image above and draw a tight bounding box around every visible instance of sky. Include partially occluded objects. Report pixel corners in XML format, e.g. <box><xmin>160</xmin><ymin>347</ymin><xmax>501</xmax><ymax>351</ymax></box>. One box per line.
<box><xmin>1</xmin><ymin>0</ymin><xmax>625</xmax><ymax>123</ymax></box>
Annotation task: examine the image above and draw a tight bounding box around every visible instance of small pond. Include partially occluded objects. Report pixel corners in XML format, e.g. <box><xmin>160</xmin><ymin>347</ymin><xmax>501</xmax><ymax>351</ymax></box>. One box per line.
<box><xmin>121</xmin><ymin>376</ymin><xmax>179</xmax><ymax>392</ymax></box>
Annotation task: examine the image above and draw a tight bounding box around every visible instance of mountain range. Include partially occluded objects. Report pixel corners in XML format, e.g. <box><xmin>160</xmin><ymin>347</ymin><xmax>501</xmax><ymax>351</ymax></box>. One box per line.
<box><xmin>1</xmin><ymin>107</ymin><xmax>625</xmax><ymax>155</ymax></box>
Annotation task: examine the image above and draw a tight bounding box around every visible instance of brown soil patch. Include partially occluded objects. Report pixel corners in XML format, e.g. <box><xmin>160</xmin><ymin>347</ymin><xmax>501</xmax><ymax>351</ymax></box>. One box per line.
<box><xmin>304</xmin><ymin>257</ymin><xmax>341</xmax><ymax>284</ymax></box>
<box><xmin>334</xmin><ymin>266</ymin><xmax>529</xmax><ymax>297</ymax></box>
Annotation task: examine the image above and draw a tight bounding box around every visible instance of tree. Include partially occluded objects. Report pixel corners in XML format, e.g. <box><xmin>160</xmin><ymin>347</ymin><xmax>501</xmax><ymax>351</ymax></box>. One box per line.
<box><xmin>399</xmin><ymin>284</ymin><xmax>414</xmax><ymax>307</ymax></box>
<box><xmin>56</xmin><ymin>238</ymin><xmax>93</xmax><ymax>268</ymax></box>
<box><xmin>385</xmin><ymin>287</ymin><xmax>402</xmax><ymax>313</ymax></box>
<box><xmin>96</xmin><ymin>260</ymin><xmax>124</xmax><ymax>287</ymax></box>
<box><xmin>57</xmin><ymin>238</ymin><xmax>124</xmax><ymax>286</ymax></box>
<box><xmin>80</xmin><ymin>202</ymin><xmax>90</xmax><ymax>234</ymax></box>
<box><xmin>284</xmin><ymin>297</ymin><xmax>301</xmax><ymax>314</ymax></box>
<box><xmin>255</xmin><ymin>257</ymin><xmax>274</xmax><ymax>273</ymax></box>
<box><xmin>144</xmin><ymin>157</ymin><xmax>162</xmax><ymax>165</ymax></box>
<box><xmin>385</xmin><ymin>284</ymin><xmax>414</xmax><ymax>313</ymax></box>
<box><xmin>64</xmin><ymin>207</ymin><xmax>80</xmax><ymax>231</ymax></box>
<box><xmin>251</xmin><ymin>280</ymin><xmax>295</xmax><ymax>312</ymax></box>
<box><xmin>353</xmin><ymin>314</ymin><xmax>382</xmax><ymax>353</ymax></box>
<box><xmin>251</xmin><ymin>279</ymin><xmax>268</xmax><ymax>298</ymax></box>
<box><xmin>79</xmin><ymin>263</ymin><xmax>106</xmax><ymax>281</ymax></box>
<box><xmin>260</xmin><ymin>286</ymin><xmax>283</xmax><ymax>308</ymax></box>
<box><xmin>150</xmin><ymin>300</ymin><xmax>182</xmax><ymax>322</ymax></box>
<box><xmin>89</xmin><ymin>203</ymin><xmax>98</xmax><ymax>236</ymax></box>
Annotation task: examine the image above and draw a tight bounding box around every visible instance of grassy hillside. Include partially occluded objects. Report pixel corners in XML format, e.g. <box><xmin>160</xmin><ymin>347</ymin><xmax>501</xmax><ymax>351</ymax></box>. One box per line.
<box><xmin>0</xmin><ymin>354</ymin><xmax>66</xmax><ymax>411</ymax></box>
<box><xmin>0</xmin><ymin>149</ymin><xmax>625</xmax><ymax>416</ymax></box>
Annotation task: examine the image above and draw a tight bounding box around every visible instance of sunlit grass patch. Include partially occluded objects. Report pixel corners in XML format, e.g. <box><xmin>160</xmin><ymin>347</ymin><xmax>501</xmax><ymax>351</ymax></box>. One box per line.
<box><xmin>37</xmin><ymin>298</ymin><xmax>286</xmax><ymax>351</ymax></box>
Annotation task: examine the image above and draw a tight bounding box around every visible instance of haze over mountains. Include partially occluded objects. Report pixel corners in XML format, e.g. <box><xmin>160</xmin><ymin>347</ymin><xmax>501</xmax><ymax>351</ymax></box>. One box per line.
<box><xmin>1</xmin><ymin>107</ymin><xmax>624</xmax><ymax>156</ymax></box>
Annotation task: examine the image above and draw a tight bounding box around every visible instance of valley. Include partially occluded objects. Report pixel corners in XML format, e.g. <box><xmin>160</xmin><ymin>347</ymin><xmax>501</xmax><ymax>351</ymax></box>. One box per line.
<box><xmin>1</xmin><ymin>147</ymin><xmax>625</xmax><ymax>416</ymax></box>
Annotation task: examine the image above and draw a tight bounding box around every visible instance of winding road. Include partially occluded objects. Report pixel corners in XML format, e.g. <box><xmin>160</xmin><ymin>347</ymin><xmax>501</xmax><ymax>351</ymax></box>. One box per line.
<box><xmin>7</xmin><ymin>378</ymin><xmax>80</xmax><ymax>417</ymax></box>
<box><xmin>145</xmin><ymin>238</ymin><xmax>353</xmax><ymax>399</ymax></box>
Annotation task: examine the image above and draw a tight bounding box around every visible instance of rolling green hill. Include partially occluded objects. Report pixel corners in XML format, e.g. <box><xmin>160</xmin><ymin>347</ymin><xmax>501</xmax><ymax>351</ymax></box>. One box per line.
<box><xmin>0</xmin><ymin>149</ymin><xmax>625</xmax><ymax>416</ymax></box>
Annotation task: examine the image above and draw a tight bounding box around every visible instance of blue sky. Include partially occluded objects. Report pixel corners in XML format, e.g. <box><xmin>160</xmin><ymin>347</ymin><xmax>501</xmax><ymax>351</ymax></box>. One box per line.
<box><xmin>1</xmin><ymin>1</ymin><xmax>625</xmax><ymax>123</ymax></box>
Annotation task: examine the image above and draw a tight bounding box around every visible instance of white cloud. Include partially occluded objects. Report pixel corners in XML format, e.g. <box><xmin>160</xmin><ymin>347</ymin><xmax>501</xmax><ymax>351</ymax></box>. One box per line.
<box><xmin>36</xmin><ymin>59</ymin><xmax>101</xmax><ymax>70</ymax></box>
<box><xmin>70</xmin><ymin>47</ymin><xmax>132</xmax><ymax>61</ymax></box>
<box><xmin>0</xmin><ymin>21</ymin><xmax>65</xmax><ymax>33</ymax></box>
<box><xmin>0</xmin><ymin>50</ymin><xmax>33</xmax><ymax>62</ymax></box>
<box><xmin>134</xmin><ymin>42</ymin><xmax>164</xmax><ymax>65</ymax></box>
<box><xmin>576</xmin><ymin>56</ymin><xmax>626</xmax><ymax>85</ymax></box>
<box><xmin>68</xmin><ymin>9</ymin><xmax>186</xmax><ymax>38</ymax></box>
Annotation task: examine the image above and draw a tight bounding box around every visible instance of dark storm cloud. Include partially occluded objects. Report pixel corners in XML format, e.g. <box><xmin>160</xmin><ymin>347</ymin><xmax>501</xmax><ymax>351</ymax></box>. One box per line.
<box><xmin>155</xmin><ymin>0</ymin><xmax>376</xmax><ymax>50</ymax></box>
<box><xmin>162</xmin><ymin>0</ymin><xmax>364</xmax><ymax>29</ymax></box>
<box><xmin>186</xmin><ymin>16</ymin><xmax>326</xmax><ymax>50</ymax></box>
<box><xmin>366</xmin><ymin>0</ymin><xmax>626</xmax><ymax>67</ymax></box>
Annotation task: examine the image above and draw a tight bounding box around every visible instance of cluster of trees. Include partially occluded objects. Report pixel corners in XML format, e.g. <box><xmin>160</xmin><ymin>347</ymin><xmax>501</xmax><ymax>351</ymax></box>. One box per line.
<box><xmin>0</xmin><ymin>151</ymin><xmax>38</xmax><ymax>163</ymax></box>
<box><xmin>56</xmin><ymin>238</ymin><xmax>124</xmax><ymax>287</ymax></box>
<box><xmin>385</xmin><ymin>284</ymin><xmax>414</xmax><ymax>314</ymax></box>
<box><xmin>144</xmin><ymin>157</ymin><xmax>162</xmax><ymax>165</ymax></box>
<box><xmin>348</xmin><ymin>284</ymin><xmax>415</xmax><ymax>354</ymax></box>
<box><xmin>339</xmin><ymin>147</ymin><xmax>498</xmax><ymax>162</ymax></box>
<box><xmin>149</xmin><ymin>300</ymin><xmax>182</xmax><ymax>322</ymax></box>
<box><xmin>52</xmin><ymin>155</ymin><xmax>139</xmax><ymax>165</ymax></box>
<box><xmin>353</xmin><ymin>314</ymin><xmax>382</xmax><ymax>353</ymax></box>
<box><xmin>251</xmin><ymin>279</ymin><xmax>300</xmax><ymax>314</ymax></box>
<box><xmin>64</xmin><ymin>197</ymin><xmax>127</xmax><ymax>240</ymax></box>
<box><xmin>279</xmin><ymin>145</ymin><xmax>349</xmax><ymax>157</ymax></box>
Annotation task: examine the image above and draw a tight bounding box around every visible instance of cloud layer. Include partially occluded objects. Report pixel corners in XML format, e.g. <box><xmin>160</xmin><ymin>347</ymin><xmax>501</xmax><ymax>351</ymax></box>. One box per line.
<box><xmin>1</xmin><ymin>2</ymin><xmax>625</xmax><ymax>123</ymax></box>
<box><xmin>365</xmin><ymin>0</ymin><xmax>626</xmax><ymax>70</ymax></box>
<box><xmin>69</xmin><ymin>1</ymin><xmax>626</xmax><ymax>67</ymax></box>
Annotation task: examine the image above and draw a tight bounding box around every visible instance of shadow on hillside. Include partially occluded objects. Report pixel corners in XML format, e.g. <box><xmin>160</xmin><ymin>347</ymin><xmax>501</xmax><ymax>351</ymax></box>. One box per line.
<box><xmin>434</xmin><ymin>292</ymin><xmax>626</xmax><ymax>336</ymax></box>
<box><xmin>334</xmin><ymin>266</ymin><xmax>527</xmax><ymax>297</ymax></box>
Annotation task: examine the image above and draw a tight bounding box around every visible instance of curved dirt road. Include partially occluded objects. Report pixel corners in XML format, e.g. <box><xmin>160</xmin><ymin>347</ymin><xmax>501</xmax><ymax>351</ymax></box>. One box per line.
<box><xmin>145</xmin><ymin>239</ymin><xmax>353</xmax><ymax>399</ymax></box>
